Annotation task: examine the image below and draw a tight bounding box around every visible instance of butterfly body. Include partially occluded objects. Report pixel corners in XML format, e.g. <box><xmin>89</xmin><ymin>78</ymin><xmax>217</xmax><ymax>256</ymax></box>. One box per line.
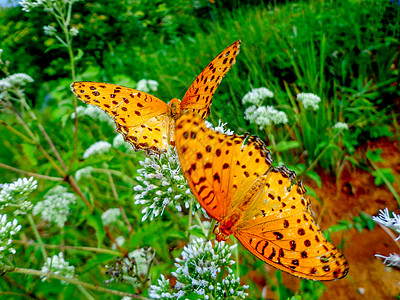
<box><xmin>71</xmin><ymin>40</ymin><xmax>241</xmax><ymax>156</ymax></box>
<box><xmin>175</xmin><ymin>112</ymin><xmax>349</xmax><ymax>281</ymax></box>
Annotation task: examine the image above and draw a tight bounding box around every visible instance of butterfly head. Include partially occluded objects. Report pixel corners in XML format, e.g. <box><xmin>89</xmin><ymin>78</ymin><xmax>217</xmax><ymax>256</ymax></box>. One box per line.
<box><xmin>213</xmin><ymin>225</ymin><xmax>230</xmax><ymax>242</ymax></box>
<box><xmin>168</xmin><ymin>98</ymin><xmax>182</xmax><ymax>119</ymax></box>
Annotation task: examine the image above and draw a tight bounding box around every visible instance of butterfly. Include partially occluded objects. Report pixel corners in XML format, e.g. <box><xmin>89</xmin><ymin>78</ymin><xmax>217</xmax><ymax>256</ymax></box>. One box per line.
<box><xmin>70</xmin><ymin>40</ymin><xmax>241</xmax><ymax>156</ymax></box>
<box><xmin>175</xmin><ymin>112</ymin><xmax>349</xmax><ymax>281</ymax></box>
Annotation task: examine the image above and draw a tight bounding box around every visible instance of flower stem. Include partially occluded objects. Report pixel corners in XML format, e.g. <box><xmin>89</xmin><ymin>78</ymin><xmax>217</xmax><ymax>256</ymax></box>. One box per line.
<box><xmin>0</xmin><ymin>163</ymin><xmax>64</xmax><ymax>181</ymax></box>
<box><xmin>27</xmin><ymin>214</ymin><xmax>48</xmax><ymax>261</ymax></box>
<box><xmin>13</xmin><ymin>240</ymin><xmax>122</xmax><ymax>256</ymax></box>
<box><xmin>10</xmin><ymin>268</ymin><xmax>147</xmax><ymax>299</ymax></box>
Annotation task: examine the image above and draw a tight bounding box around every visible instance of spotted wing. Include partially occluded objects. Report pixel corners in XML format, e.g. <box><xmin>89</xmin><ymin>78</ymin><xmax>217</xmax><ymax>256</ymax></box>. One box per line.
<box><xmin>234</xmin><ymin>166</ymin><xmax>349</xmax><ymax>281</ymax></box>
<box><xmin>175</xmin><ymin>111</ymin><xmax>272</xmax><ymax>220</ymax></box>
<box><xmin>71</xmin><ymin>81</ymin><xmax>171</xmax><ymax>155</ymax></box>
<box><xmin>180</xmin><ymin>40</ymin><xmax>241</xmax><ymax>120</ymax></box>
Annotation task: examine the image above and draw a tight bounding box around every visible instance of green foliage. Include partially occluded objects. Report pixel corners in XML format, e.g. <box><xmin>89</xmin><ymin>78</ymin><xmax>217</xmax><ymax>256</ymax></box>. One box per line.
<box><xmin>326</xmin><ymin>212</ymin><xmax>376</xmax><ymax>236</ymax></box>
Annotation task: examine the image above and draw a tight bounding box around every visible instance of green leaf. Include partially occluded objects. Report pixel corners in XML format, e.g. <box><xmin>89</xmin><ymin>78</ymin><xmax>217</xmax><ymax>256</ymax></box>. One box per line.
<box><xmin>366</xmin><ymin>149</ymin><xmax>385</xmax><ymax>163</ymax></box>
<box><xmin>187</xmin><ymin>226</ymin><xmax>206</xmax><ymax>239</ymax></box>
<box><xmin>372</xmin><ymin>168</ymin><xmax>395</xmax><ymax>186</ymax></box>
<box><xmin>22</xmin><ymin>143</ymin><xmax>38</xmax><ymax>166</ymax></box>
<box><xmin>73</xmin><ymin>48</ymin><xmax>84</xmax><ymax>61</ymax></box>
<box><xmin>87</xmin><ymin>209</ymin><xmax>106</xmax><ymax>247</ymax></box>
<box><xmin>275</xmin><ymin>140</ymin><xmax>300</xmax><ymax>153</ymax></box>
<box><xmin>305</xmin><ymin>170</ymin><xmax>322</xmax><ymax>188</ymax></box>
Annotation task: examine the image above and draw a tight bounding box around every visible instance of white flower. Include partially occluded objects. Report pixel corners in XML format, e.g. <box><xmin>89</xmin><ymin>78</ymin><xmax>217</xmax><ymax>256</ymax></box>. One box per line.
<box><xmin>111</xmin><ymin>236</ymin><xmax>125</xmax><ymax>250</ymax></box>
<box><xmin>101</xmin><ymin>208</ymin><xmax>121</xmax><ymax>226</ymax></box>
<box><xmin>0</xmin><ymin>73</ymin><xmax>34</xmax><ymax>91</ymax></box>
<box><xmin>83</xmin><ymin>141</ymin><xmax>112</xmax><ymax>159</ymax></box>
<box><xmin>242</xmin><ymin>87</ymin><xmax>274</xmax><ymax>105</ymax></box>
<box><xmin>0</xmin><ymin>177</ymin><xmax>37</xmax><ymax>213</ymax></box>
<box><xmin>134</xmin><ymin>148</ymin><xmax>204</xmax><ymax>222</ymax></box>
<box><xmin>0</xmin><ymin>78</ymin><xmax>12</xmax><ymax>91</ymax></box>
<box><xmin>205</xmin><ymin>120</ymin><xmax>234</xmax><ymax>135</ymax></box>
<box><xmin>128</xmin><ymin>248</ymin><xmax>153</xmax><ymax>276</ymax></box>
<box><xmin>373</xmin><ymin>208</ymin><xmax>400</xmax><ymax>239</ymax></box>
<box><xmin>149</xmin><ymin>238</ymin><xmax>248</xmax><ymax>299</ymax></box>
<box><xmin>75</xmin><ymin>166</ymin><xmax>94</xmax><ymax>181</ymax></box>
<box><xmin>69</xmin><ymin>27</ymin><xmax>79</xmax><ymax>36</ymax></box>
<box><xmin>43</xmin><ymin>25</ymin><xmax>57</xmax><ymax>36</ymax></box>
<box><xmin>333</xmin><ymin>122</ymin><xmax>349</xmax><ymax>131</ymax></box>
<box><xmin>297</xmin><ymin>93</ymin><xmax>321</xmax><ymax>111</ymax></box>
<box><xmin>41</xmin><ymin>252</ymin><xmax>75</xmax><ymax>284</ymax></box>
<box><xmin>375</xmin><ymin>253</ymin><xmax>400</xmax><ymax>267</ymax></box>
<box><xmin>33</xmin><ymin>186</ymin><xmax>76</xmax><ymax>228</ymax></box>
<box><xmin>0</xmin><ymin>214</ymin><xmax>22</xmax><ymax>259</ymax></box>
<box><xmin>136</xmin><ymin>79</ymin><xmax>159</xmax><ymax>93</ymax></box>
<box><xmin>245</xmin><ymin>105</ymin><xmax>288</xmax><ymax>128</ymax></box>
<box><xmin>113</xmin><ymin>134</ymin><xmax>133</xmax><ymax>152</ymax></box>
<box><xmin>72</xmin><ymin>105</ymin><xmax>113</xmax><ymax>124</ymax></box>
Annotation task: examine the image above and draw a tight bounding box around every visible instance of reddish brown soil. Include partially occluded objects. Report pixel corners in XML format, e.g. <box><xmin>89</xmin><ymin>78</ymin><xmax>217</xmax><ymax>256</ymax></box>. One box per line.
<box><xmin>264</xmin><ymin>138</ymin><xmax>400</xmax><ymax>299</ymax></box>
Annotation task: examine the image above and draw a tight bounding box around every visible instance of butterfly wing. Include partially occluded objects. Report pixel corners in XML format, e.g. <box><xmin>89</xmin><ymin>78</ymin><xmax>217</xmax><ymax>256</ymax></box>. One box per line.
<box><xmin>234</xmin><ymin>166</ymin><xmax>349</xmax><ymax>281</ymax></box>
<box><xmin>180</xmin><ymin>40</ymin><xmax>241</xmax><ymax>119</ymax></box>
<box><xmin>175</xmin><ymin>111</ymin><xmax>272</xmax><ymax>221</ymax></box>
<box><xmin>71</xmin><ymin>81</ymin><xmax>171</xmax><ymax>155</ymax></box>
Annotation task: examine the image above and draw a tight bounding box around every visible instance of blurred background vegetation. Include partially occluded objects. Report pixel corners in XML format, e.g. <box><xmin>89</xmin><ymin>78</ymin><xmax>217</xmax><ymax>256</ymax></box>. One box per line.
<box><xmin>0</xmin><ymin>0</ymin><xmax>399</xmax><ymax>298</ymax></box>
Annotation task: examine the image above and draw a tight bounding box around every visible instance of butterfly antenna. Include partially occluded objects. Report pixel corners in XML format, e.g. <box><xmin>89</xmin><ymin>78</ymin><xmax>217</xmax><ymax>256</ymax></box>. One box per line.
<box><xmin>176</xmin><ymin>75</ymin><xmax>197</xmax><ymax>99</ymax></box>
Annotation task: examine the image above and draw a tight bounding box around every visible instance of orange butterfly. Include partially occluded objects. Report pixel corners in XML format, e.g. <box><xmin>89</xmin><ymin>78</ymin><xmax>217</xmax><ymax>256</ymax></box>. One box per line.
<box><xmin>71</xmin><ymin>40</ymin><xmax>241</xmax><ymax>156</ymax></box>
<box><xmin>175</xmin><ymin>112</ymin><xmax>349</xmax><ymax>281</ymax></box>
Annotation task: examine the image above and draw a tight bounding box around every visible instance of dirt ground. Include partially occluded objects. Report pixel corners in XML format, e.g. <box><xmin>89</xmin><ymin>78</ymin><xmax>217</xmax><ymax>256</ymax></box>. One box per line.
<box><xmin>263</xmin><ymin>138</ymin><xmax>400</xmax><ymax>299</ymax></box>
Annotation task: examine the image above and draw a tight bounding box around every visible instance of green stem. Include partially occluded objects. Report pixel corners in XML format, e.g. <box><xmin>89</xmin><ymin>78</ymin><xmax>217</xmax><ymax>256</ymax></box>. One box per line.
<box><xmin>187</xmin><ymin>196</ymin><xmax>193</xmax><ymax>239</ymax></box>
<box><xmin>10</xmin><ymin>268</ymin><xmax>147</xmax><ymax>299</ymax></box>
<box><xmin>66</xmin><ymin>175</ymin><xmax>93</xmax><ymax>212</ymax></box>
<box><xmin>20</xmin><ymin>94</ymin><xmax>68</xmax><ymax>171</ymax></box>
<box><xmin>0</xmin><ymin>120</ymin><xmax>34</xmax><ymax>143</ymax></box>
<box><xmin>78</xmin><ymin>285</ymin><xmax>95</xmax><ymax>300</ymax></box>
<box><xmin>368</xmin><ymin>158</ymin><xmax>400</xmax><ymax>206</ymax></box>
<box><xmin>0</xmin><ymin>163</ymin><xmax>64</xmax><ymax>181</ymax></box>
<box><xmin>193</xmin><ymin>212</ymin><xmax>207</xmax><ymax>238</ymax></box>
<box><xmin>206</xmin><ymin>219</ymin><xmax>217</xmax><ymax>241</ymax></box>
<box><xmin>92</xmin><ymin>168</ymin><xmax>135</xmax><ymax>184</ymax></box>
<box><xmin>303</xmin><ymin>130</ymin><xmax>342</xmax><ymax>175</ymax></box>
<box><xmin>27</xmin><ymin>214</ymin><xmax>48</xmax><ymax>261</ymax></box>
<box><xmin>13</xmin><ymin>240</ymin><xmax>122</xmax><ymax>256</ymax></box>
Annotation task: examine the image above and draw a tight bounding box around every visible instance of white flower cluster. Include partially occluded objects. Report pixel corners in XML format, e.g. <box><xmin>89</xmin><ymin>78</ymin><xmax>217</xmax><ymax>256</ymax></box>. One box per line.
<box><xmin>71</xmin><ymin>105</ymin><xmax>114</xmax><ymax>124</ymax></box>
<box><xmin>75</xmin><ymin>166</ymin><xmax>94</xmax><ymax>181</ymax></box>
<box><xmin>101</xmin><ymin>208</ymin><xmax>121</xmax><ymax>226</ymax></box>
<box><xmin>297</xmin><ymin>93</ymin><xmax>321</xmax><ymax>111</ymax></box>
<box><xmin>205</xmin><ymin>120</ymin><xmax>234</xmax><ymax>135</ymax></box>
<box><xmin>134</xmin><ymin>149</ymin><xmax>203</xmax><ymax>222</ymax></box>
<box><xmin>242</xmin><ymin>87</ymin><xmax>274</xmax><ymax>105</ymax></box>
<box><xmin>333</xmin><ymin>122</ymin><xmax>349</xmax><ymax>131</ymax></box>
<box><xmin>373</xmin><ymin>208</ymin><xmax>400</xmax><ymax>239</ymax></box>
<box><xmin>33</xmin><ymin>186</ymin><xmax>76</xmax><ymax>228</ymax></box>
<box><xmin>128</xmin><ymin>248</ymin><xmax>153</xmax><ymax>276</ymax></box>
<box><xmin>0</xmin><ymin>177</ymin><xmax>37</xmax><ymax>214</ymax></box>
<box><xmin>83</xmin><ymin>141</ymin><xmax>112</xmax><ymax>159</ymax></box>
<box><xmin>0</xmin><ymin>214</ymin><xmax>22</xmax><ymax>260</ymax></box>
<box><xmin>242</xmin><ymin>87</ymin><xmax>287</xmax><ymax>129</ymax></box>
<box><xmin>373</xmin><ymin>208</ymin><xmax>400</xmax><ymax>267</ymax></box>
<box><xmin>375</xmin><ymin>253</ymin><xmax>400</xmax><ymax>268</ymax></box>
<box><xmin>136</xmin><ymin>79</ymin><xmax>159</xmax><ymax>93</ymax></box>
<box><xmin>113</xmin><ymin>134</ymin><xmax>134</xmax><ymax>153</ymax></box>
<box><xmin>0</xmin><ymin>73</ymin><xmax>33</xmax><ymax>92</ymax></box>
<box><xmin>105</xmin><ymin>248</ymin><xmax>153</xmax><ymax>288</ymax></box>
<box><xmin>19</xmin><ymin>0</ymin><xmax>80</xmax><ymax>12</ymax></box>
<box><xmin>244</xmin><ymin>105</ymin><xmax>288</xmax><ymax>128</ymax></box>
<box><xmin>41</xmin><ymin>252</ymin><xmax>75</xmax><ymax>284</ymax></box>
<box><xmin>149</xmin><ymin>239</ymin><xmax>248</xmax><ymax>299</ymax></box>
<box><xmin>43</xmin><ymin>25</ymin><xmax>57</xmax><ymax>36</ymax></box>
